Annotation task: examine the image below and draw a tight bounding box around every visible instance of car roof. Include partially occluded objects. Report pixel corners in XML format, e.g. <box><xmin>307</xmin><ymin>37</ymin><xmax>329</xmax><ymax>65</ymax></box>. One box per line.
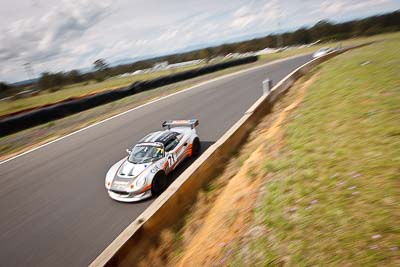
<box><xmin>138</xmin><ymin>130</ymin><xmax>179</xmax><ymax>145</ymax></box>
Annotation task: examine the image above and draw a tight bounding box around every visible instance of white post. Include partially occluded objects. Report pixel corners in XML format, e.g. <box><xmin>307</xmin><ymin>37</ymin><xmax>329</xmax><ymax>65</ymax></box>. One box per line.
<box><xmin>263</xmin><ymin>79</ymin><xmax>272</xmax><ymax>95</ymax></box>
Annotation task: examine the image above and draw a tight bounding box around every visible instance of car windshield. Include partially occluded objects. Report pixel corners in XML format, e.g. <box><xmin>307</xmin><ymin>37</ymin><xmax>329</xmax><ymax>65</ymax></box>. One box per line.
<box><xmin>128</xmin><ymin>145</ymin><xmax>164</xmax><ymax>164</ymax></box>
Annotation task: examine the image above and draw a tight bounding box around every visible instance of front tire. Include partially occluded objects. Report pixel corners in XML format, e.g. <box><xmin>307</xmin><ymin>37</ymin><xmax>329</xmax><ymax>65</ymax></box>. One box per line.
<box><xmin>192</xmin><ymin>138</ymin><xmax>201</xmax><ymax>157</ymax></box>
<box><xmin>151</xmin><ymin>172</ymin><xmax>168</xmax><ymax>195</ymax></box>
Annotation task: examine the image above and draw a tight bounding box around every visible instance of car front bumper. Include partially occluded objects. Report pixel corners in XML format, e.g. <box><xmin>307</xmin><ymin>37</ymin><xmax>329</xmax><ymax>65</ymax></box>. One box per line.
<box><xmin>108</xmin><ymin>189</ymin><xmax>152</xmax><ymax>202</ymax></box>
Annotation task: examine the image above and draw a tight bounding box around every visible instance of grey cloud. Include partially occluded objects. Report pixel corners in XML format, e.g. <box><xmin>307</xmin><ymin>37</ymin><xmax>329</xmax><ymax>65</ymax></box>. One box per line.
<box><xmin>0</xmin><ymin>0</ymin><xmax>110</xmax><ymax>64</ymax></box>
<box><xmin>0</xmin><ymin>48</ymin><xmax>19</xmax><ymax>61</ymax></box>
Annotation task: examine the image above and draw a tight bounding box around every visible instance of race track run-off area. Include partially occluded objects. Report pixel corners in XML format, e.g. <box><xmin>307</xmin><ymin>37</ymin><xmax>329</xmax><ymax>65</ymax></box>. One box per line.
<box><xmin>0</xmin><ymin>54</ymin><xmax>312</xmax><ymax>267</ymax></box>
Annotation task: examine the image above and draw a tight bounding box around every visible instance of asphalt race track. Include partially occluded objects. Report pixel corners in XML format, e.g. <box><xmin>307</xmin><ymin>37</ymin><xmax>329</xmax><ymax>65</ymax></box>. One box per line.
<box><xmin>0</xmin><ymin>54</ymin><xmax>312</xmax><ymax>266</ymax></box>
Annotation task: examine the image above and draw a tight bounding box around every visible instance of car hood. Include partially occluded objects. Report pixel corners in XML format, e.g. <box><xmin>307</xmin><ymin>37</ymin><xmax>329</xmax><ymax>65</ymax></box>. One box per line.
<box><xmin>118</xmin><ymin>160</ymin><xmax>149</xmax><ymax>177</ymax></box>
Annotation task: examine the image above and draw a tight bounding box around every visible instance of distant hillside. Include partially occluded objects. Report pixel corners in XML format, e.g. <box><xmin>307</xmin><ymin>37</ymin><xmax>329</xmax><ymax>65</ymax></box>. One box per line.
<box><xmin>10</xmin><ymin>78</ymin><xmax>39</xmax><ymax>87</ymax></box>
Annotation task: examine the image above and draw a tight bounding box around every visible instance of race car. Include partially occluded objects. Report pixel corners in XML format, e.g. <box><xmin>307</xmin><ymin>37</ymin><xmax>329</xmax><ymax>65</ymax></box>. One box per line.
<box><xmin>105</xmin><ymin>119</ymin><xmax>201</xmax><ymax>202</ymax></box>
<box><xmin>312</xmin><ymin>47</ymin><xmax>333</xmax><ymax>58</ymax></box>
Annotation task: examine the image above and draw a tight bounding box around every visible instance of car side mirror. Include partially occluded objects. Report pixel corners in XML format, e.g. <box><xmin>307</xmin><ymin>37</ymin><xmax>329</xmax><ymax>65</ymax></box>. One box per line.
<box><xmin>126</xmin><ymin>149</ymin><xmax>132</xmax><ymax>154</ymax></box>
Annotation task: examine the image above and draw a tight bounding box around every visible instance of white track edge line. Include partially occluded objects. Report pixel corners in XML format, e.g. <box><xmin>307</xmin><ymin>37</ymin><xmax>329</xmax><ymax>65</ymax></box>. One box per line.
<box><xmin>0</xmin><ymin>54</ymin><xmax>309</xmax><ymax>165</ymax></box>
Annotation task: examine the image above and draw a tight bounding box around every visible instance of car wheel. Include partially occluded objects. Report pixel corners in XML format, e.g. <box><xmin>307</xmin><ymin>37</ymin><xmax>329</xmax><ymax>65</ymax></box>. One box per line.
<box><xmin>151</xmin><ymin>172</ymin><xmax>168</xmax><ymax>195</ymax></box>
<box><xmin>192</xmin><ymin>138</ymin><xmax>201</xmax><ymax>157</ymax></box>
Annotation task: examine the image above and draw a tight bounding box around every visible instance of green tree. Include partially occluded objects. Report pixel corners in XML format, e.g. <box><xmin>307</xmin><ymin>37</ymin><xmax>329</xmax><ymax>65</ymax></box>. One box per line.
<box><xmin>38</xmin><ymin>72</ymin><xmax>66</xmax><ymax>91</ymax></box>
<box><xmin>65</xmin><ymin>70</ymin><xmax>82</xmax><ymax>84</ymax></box>
<box><xmin>93</xmin><ymin>59</ymin><xmax>108</xmax><ymax>71</ymax></box>
<box><xmin>0</xmin><ymin>82</ymin><xmax>10</xmax><ymax>92</ymax></box>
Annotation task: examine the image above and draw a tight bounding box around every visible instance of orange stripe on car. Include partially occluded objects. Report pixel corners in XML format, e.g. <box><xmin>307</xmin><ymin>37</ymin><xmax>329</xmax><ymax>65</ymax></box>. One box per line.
<box><xmin>175</xmin><ymin>139</ymin><xmax>188</xmax><ymax>154</ymax></box>
<box><xmin>140</xmin><ymin>184</ymin><xmax>152</xmax><ymax>193</ymax></box>
<box><xmin>188</xmin><ymin>143</ymin><xmax>193</xmax><ymax>156</ymax></box>
<box><xmin>162</xmin><ymin>161</ymin><xmax>169</xmax><ymax>170</ymax></box>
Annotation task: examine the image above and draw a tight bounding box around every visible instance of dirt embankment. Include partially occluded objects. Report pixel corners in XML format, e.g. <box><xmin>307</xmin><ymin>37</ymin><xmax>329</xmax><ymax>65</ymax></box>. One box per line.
<box><xmin>139</xmin><ymin>72</ymin><xmax>319</xmax><ymax>266</ymax></box>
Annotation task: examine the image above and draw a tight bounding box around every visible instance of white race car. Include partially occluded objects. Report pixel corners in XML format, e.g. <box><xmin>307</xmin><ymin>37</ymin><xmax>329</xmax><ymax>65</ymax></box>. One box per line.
<box><xmin>105</xmin><ymin>119</ymin><xmax>201</xmax><ymax>202</ymax></box>
<box><xmin>312</xmin><ymin>47</ymin><xmax>333</xmax><ymax>58</ymax></box>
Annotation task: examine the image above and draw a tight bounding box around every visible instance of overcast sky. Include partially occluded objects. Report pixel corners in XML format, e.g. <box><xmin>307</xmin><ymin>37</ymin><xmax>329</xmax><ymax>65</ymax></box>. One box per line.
<box><xmin>1</xmin><ymin>0</ymin><xmax>399</xmax><ymax>83</ymax></box>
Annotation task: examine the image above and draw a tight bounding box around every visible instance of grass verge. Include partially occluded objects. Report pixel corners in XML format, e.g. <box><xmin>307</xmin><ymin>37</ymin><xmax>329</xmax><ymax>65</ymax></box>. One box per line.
<box><xmin>232</xmin><ymin>32</ymin><xmax>400</xmax><ymax>266</ymax></box>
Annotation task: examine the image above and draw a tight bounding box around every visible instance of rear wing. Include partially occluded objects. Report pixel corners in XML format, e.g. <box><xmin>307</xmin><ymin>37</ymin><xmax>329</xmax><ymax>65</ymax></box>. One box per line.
<box><xmin>162</xmin><ymin>119</ymin><xmax>199</xmax><ymax>130</ymax></box>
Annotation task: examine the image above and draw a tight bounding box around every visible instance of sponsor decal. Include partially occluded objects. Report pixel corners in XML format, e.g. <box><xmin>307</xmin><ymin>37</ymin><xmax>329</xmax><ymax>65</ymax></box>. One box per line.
<box><xmin>151</xmin><ymin>165</ymin><xmax>160</xmax><ymax>173</ymax></box>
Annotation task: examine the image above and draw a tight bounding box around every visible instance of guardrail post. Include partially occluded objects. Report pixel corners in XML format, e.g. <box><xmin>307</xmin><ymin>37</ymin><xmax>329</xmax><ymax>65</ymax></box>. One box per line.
<box><xmin>262</xmin><ymin>79</ymin><xmax>272</xmax><ymax>95</ymax></box>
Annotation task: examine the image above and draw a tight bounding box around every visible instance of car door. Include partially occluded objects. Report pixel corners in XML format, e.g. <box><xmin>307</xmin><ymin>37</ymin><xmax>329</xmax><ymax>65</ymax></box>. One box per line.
<box><xmin>173</xmin><ymin>134</ymin><xmax>189</xmax><ymax>162</ymax></box>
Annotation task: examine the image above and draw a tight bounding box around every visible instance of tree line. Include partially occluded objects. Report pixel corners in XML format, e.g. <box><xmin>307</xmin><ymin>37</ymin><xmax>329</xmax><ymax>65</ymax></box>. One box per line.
<box><xmin>1</xmin><ymin>10</ymin><xmax>399</xmax><ymax>96</ymax></box>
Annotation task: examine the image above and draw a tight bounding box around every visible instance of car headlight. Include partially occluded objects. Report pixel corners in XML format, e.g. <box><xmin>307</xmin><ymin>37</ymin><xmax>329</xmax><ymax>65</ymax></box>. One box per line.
<box><xmin>135</xmin><ymin>175</ymin><xmax>147</xmax><ymax>188</ymax></box>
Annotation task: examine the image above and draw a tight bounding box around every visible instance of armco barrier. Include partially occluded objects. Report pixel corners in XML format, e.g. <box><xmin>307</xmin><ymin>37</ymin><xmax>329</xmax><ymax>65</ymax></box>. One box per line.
<box><xmin>0</xmin><ymin>56</ymin><xmax>258</xmax><ymax>137</ymax></box>
<box><xmin>90</xmin><ymin>43</ymin><xmax>372</xmax><ymax>267</ymax></box>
